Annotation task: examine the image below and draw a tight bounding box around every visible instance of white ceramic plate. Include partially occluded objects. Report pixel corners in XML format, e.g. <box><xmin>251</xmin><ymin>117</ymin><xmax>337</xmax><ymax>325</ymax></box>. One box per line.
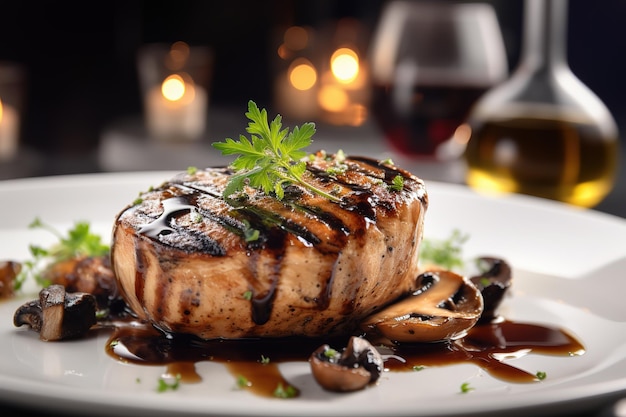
<box><xmin>1</xmin><ymin>172</ymin><xmax>625</xmax><ymax>417</ymax></box>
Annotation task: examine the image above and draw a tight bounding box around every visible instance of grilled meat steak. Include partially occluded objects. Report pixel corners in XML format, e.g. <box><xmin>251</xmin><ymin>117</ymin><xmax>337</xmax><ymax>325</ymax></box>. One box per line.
<box><xmin>111</xmin><ymin>154</ymin><xmax>428</xmax><ymax>339</ymax></box>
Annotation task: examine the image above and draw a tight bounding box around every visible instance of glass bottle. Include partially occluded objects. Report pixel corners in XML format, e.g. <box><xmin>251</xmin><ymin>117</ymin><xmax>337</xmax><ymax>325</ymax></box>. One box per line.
<box><xmin>463</xmin><ymin>0</ymin><xmax>619</xmax><ymax>207</ymax></box>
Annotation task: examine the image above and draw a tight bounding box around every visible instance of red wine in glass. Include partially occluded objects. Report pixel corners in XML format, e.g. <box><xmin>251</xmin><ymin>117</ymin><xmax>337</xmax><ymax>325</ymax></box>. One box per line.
<box><xmin>368</xmin><ymin>1</ymin><xmax>507</xmax><ymax>160</ymax></box>
<box><xmin>371</xmin><ymin>83</ymin><xmax>489</xmax><ymax>158</ymax></box>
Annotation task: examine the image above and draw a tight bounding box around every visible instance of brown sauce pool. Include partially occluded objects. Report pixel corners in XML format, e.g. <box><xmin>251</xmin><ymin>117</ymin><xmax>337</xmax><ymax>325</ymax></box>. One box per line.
<box><xmin>105</xmin><ymin>316</ymin><xmax>584</xmax><ymax>397</ymax></box>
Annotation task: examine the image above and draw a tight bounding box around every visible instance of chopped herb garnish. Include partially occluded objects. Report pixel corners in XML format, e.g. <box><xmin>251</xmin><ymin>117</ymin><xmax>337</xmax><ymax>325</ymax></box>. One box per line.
<box><xmin>95</xmin><ymin>309</ymin><xmax>109</xmax><ymax>320</ymax></box>
<box><xmin>242</xmin><ymin>219</ymin><xmax>260</xmax><ymax>242</ymax></box>
<box><xmin>460</xmin><ymin>382</ymin><xmax>474</xmax><ymax>393</ymax></box>
<box><xmin>325</xmin><ymin>163</ymin><xmax>348</xmax><ymax>176</ymax></box>
<box><xmin>390</xmin><ymin>175</ymin><xmax>404</xmax><ymax>191</ymax></box>
<box><xmin>536</xmin><ymin>371</ymin><xmax>547</xmax><ymax>380</ymax></box>
<box><xmin>236</xmin><ymin>375</ymin><xmax>251</xmax><ymax>389</ymax></box>
<box><xmin>323</xmin><ymin>348</ymin><xmax>339</xmax><ymax>359</ymax></box>
<box><xmin>412</xmin><ymin>365</ymin><xmax>425</xmax><ymax>371</ymax></box>
<box><xmin>187</xmin><ymin>166</ymin><xmax>198</xmax><ymax>175</ymax></box>
<box><xmin>419</xmin><ymin>229</ymin><xmax>469</xmax><ymax>271</ymax></box>
<box><xmin>273</xmin><ymin>382</ymin><xmax>298</xmax><ymax>398</ymax></box>
<box><xmin>260</xmin><ymin>355</ymin><xmax>270</xmax><ymax>365</ymax></box>
<box><xmin>242</xmin><ymin>290</ymin><xmax>253</xmax><ymax>300</ymax></box>
<box><xmin>212</xmin><ymin>100</ymin><xmax>340</xmax><ymax>202</ymax></box>
<box><xmin>380</xmin><ymin>158</ymin><xmax>395</xmax><ymax>166</ymax></box>
<box><xmin>157</xmin><ymin>374</ymin><xmax>181</xmax><ymax>392</ymax></box>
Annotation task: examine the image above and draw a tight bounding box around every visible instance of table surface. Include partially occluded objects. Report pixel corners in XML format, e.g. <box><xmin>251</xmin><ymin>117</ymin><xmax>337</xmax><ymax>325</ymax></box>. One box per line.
<box><xmin>0</xmin><ymin>108</ymin><xmax>625</xmax><ymax>417</ymax></box>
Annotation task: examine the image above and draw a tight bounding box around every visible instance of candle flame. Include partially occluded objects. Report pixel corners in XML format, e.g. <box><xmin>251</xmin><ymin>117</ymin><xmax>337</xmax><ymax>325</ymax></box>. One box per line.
<box><xmin>161</xmin><ymin>74</ymin><xmax>187</xmax><ymax>102</ymax></box>
<box><xmin>288</xmin><ymin>59</ymin><xmax>317</xmax><ymax>91</ymax></box>
<box><xmin>330</xmin><ymin>48</ymin><xmax>359</xmax><ymax>83</ymax></box>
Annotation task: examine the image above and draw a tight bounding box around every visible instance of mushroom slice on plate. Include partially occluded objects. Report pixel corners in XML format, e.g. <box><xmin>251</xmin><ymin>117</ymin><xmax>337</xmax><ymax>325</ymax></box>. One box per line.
<box><xmin>361</xmin><ymin>270</ymin><xmax>483</xmax><ymax>343</ymax></box>
<box><xmin>469</xmin><ymin>257</ymin><xmax>512</xmax><ymax>323</ymax></box>
<box><xmin>309</xmin><ymin>336</ymin><xmax>384</xmax><ymax>392</ymax></box>
<box><xmin>13</xmin><ymin>284</ymin><xmax>98</xmax><ymax>341</ymax></box>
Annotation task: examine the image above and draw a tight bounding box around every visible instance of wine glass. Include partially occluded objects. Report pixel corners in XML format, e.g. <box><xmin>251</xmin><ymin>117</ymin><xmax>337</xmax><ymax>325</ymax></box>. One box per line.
<box><xmin>368</xmin><ymin>1</ymin><xmax>508</xmax><ymax>160</ymax></box>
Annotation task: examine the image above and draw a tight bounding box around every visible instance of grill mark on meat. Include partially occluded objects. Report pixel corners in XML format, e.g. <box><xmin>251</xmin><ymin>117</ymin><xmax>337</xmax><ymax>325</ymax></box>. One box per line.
<box><xmin>167</xmin><ymin>181</ymin><xmax>333</xmax><ymax>250</ymax></box>
<box><xmin>247</xmin><ymin>248</ymin><xmax>282</xmax><ymax>325</ymax></box>
<box><xmin>169</xmin><ymin>178</ymin><xmax>352</xmax><ymax>253</ymax></box>
<box><xmin>345</xmin><ymin>156</ymin><xmax>409</xmax><ymax>182</ymax></box>
<box><xmin>133</xmin><ymin>238</ymin><xmax>148</xmax><ymax>309</ymax></box>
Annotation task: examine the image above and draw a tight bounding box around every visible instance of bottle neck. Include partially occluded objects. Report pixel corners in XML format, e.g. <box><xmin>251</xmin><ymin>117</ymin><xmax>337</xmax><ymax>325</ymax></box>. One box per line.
<box><xmin>520</xmin><ymin>0</ymin><xmax>568</xmax><ymax>72</ymax></box>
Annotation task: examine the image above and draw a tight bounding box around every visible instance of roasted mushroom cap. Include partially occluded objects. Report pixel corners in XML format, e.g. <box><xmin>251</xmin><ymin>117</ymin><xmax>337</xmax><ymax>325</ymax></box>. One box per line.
<box><xmin>13</xmin><ymin>284</ymin><xmax>98</xmax><ymax>341</ymax></box>
<box><xmin>469</xmin><ymin>257</ymin><xmax>512</xmax><ymax>323</ymax></box>
<box><xmin>360</xmin><ymin>270</ymin><xmax>483</xmax><ymax>343</ymax></box>
<box><xmin>310</xmin><ymin>336</ymin><xmax>384</xmax><ymax>392</ymax></box>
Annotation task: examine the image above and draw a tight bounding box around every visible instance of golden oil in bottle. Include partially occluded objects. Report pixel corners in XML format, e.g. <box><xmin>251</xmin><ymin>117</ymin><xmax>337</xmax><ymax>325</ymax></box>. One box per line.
<box><xmin>464</xmin><ymin>114</ymin><xmax>619</xmax><ymax>207</ymax></box>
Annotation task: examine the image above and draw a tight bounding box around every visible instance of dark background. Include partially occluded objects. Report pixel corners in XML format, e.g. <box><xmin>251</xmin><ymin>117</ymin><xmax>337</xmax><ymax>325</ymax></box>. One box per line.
<box><xmin>0</xmin><ymin>0</ymin><xmax>623</xmax><ymax>163</ymax></box>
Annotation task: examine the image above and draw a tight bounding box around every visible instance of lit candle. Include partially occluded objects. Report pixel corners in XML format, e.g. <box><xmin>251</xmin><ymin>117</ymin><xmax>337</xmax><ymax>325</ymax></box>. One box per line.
<box><xmin>0</xmin><ymin>98</ymin><xmax>18</xmax><ymax>160</ymax></box>
<box><xmin>145</xmin><ymin>73</ymin><xmax>207</xmax><ymax>141</ymax></box>
<box><xmin>274</xmin><ymin>58</ymin><xmax>320</xmax><ymax>120</ymax></box>
<box><xmin>318</xmin><ymin>47</ymin><xmax>370</xmax><ymax>126</ymax></box>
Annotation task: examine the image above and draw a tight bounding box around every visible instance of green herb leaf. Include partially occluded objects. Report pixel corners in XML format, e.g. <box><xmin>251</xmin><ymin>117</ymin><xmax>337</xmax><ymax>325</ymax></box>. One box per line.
<box><xmin>236</xmin><ymin>375</ymin><xmax>251</xmax><ymax>389</ymax></box>
<box><xmin>536</xmin><ymin>371</ymin><xmax>547</xmax><ymax>380</ymax></box>
<box><xmin>273</xmin><ymin>382</ymin><xmax>298</xmax><ymax>398</ymax></box>
<box><xmin>323</xmin><ymin>348</ymin><xmax>339</xmax><ymax>359</ymax></box>
<box><xmin>242</xmin><ymin>219</ymin><xmax>260</xmax><ymax>242</ymax></box>
<box><xmin>390</xmin><ymin>175</ymin><xmax>404</xmax><ymax>191</ymax></box>
<box><xmin>15</xmin><ymin>217</ymin><xmax>109</xmax><ymax>291</ymax></box>
<box><xmin>460</xmin><ymin>382</ymin><xmax>474</xmax><ymax>393</ymax></box>
<box><xmin>419</xmin><ymin>229</ymin><xmax>469</xmax><ymax>270</ymax></box>
<box><xmin>157</xmin><ymin>374</ymin><xmax>181</xmax><ymax>392</ymax></box>
<box><xmin>212</xmin><ymin>100</ymin><xmax>340</xmax><ymax>202</ymax></box>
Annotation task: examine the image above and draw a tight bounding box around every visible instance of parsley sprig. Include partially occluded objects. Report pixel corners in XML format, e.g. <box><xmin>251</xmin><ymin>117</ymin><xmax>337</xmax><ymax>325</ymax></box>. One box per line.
<box><xmin>14</xmin><ymin>217</ymin><xmax>109</xmax><ymax>291</ymax></box>
<box><xmin>419</xmin><ymin>229</ymin><xmax>469</xmax><ymax>271</ymax></box>
<box><xmin>212</xmin><ymin>100</ymin><xmax>340</xmax><ymax>202</ymax></box>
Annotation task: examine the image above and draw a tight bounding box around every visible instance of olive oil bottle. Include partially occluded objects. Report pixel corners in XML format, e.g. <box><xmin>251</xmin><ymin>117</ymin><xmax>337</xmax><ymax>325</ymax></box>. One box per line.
<box><xmin>464</xmin><ymin>0</ymin><xmax>619</xmax><ymax>208</ymax></box>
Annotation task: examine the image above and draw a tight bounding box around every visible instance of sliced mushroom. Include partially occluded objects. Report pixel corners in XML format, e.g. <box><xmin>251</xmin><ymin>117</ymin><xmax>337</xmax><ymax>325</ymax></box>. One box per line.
<box><xmin>361</xmin><ymin>270</ymin><xmax>483</xmax><ymax>343</ymax></box>
<box><xmin>0</xmin><ymin>260</ymin><xmax>21</xmax><ymax>300</ymax></box>
<box><xmin>13</xmin><ymin>284</ymin><xmax>98</xmax><ymax>341</ymax></box>
<box><xmin>469</xmin><ymin>257</ymin><xmax>512</xmax><ymax>323</ymax></box>
<box><xmin>309</xmin><ymin>336</ymin><xmax>384</xmax><ymax>392</ymax></box>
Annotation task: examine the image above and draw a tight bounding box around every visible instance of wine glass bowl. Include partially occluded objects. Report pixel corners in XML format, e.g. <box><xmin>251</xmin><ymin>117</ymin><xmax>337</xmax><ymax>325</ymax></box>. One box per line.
<box><xmin>368</xmin><ymin>1</ymin><xmax>507</xmax><ymax>160</ymax></box>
